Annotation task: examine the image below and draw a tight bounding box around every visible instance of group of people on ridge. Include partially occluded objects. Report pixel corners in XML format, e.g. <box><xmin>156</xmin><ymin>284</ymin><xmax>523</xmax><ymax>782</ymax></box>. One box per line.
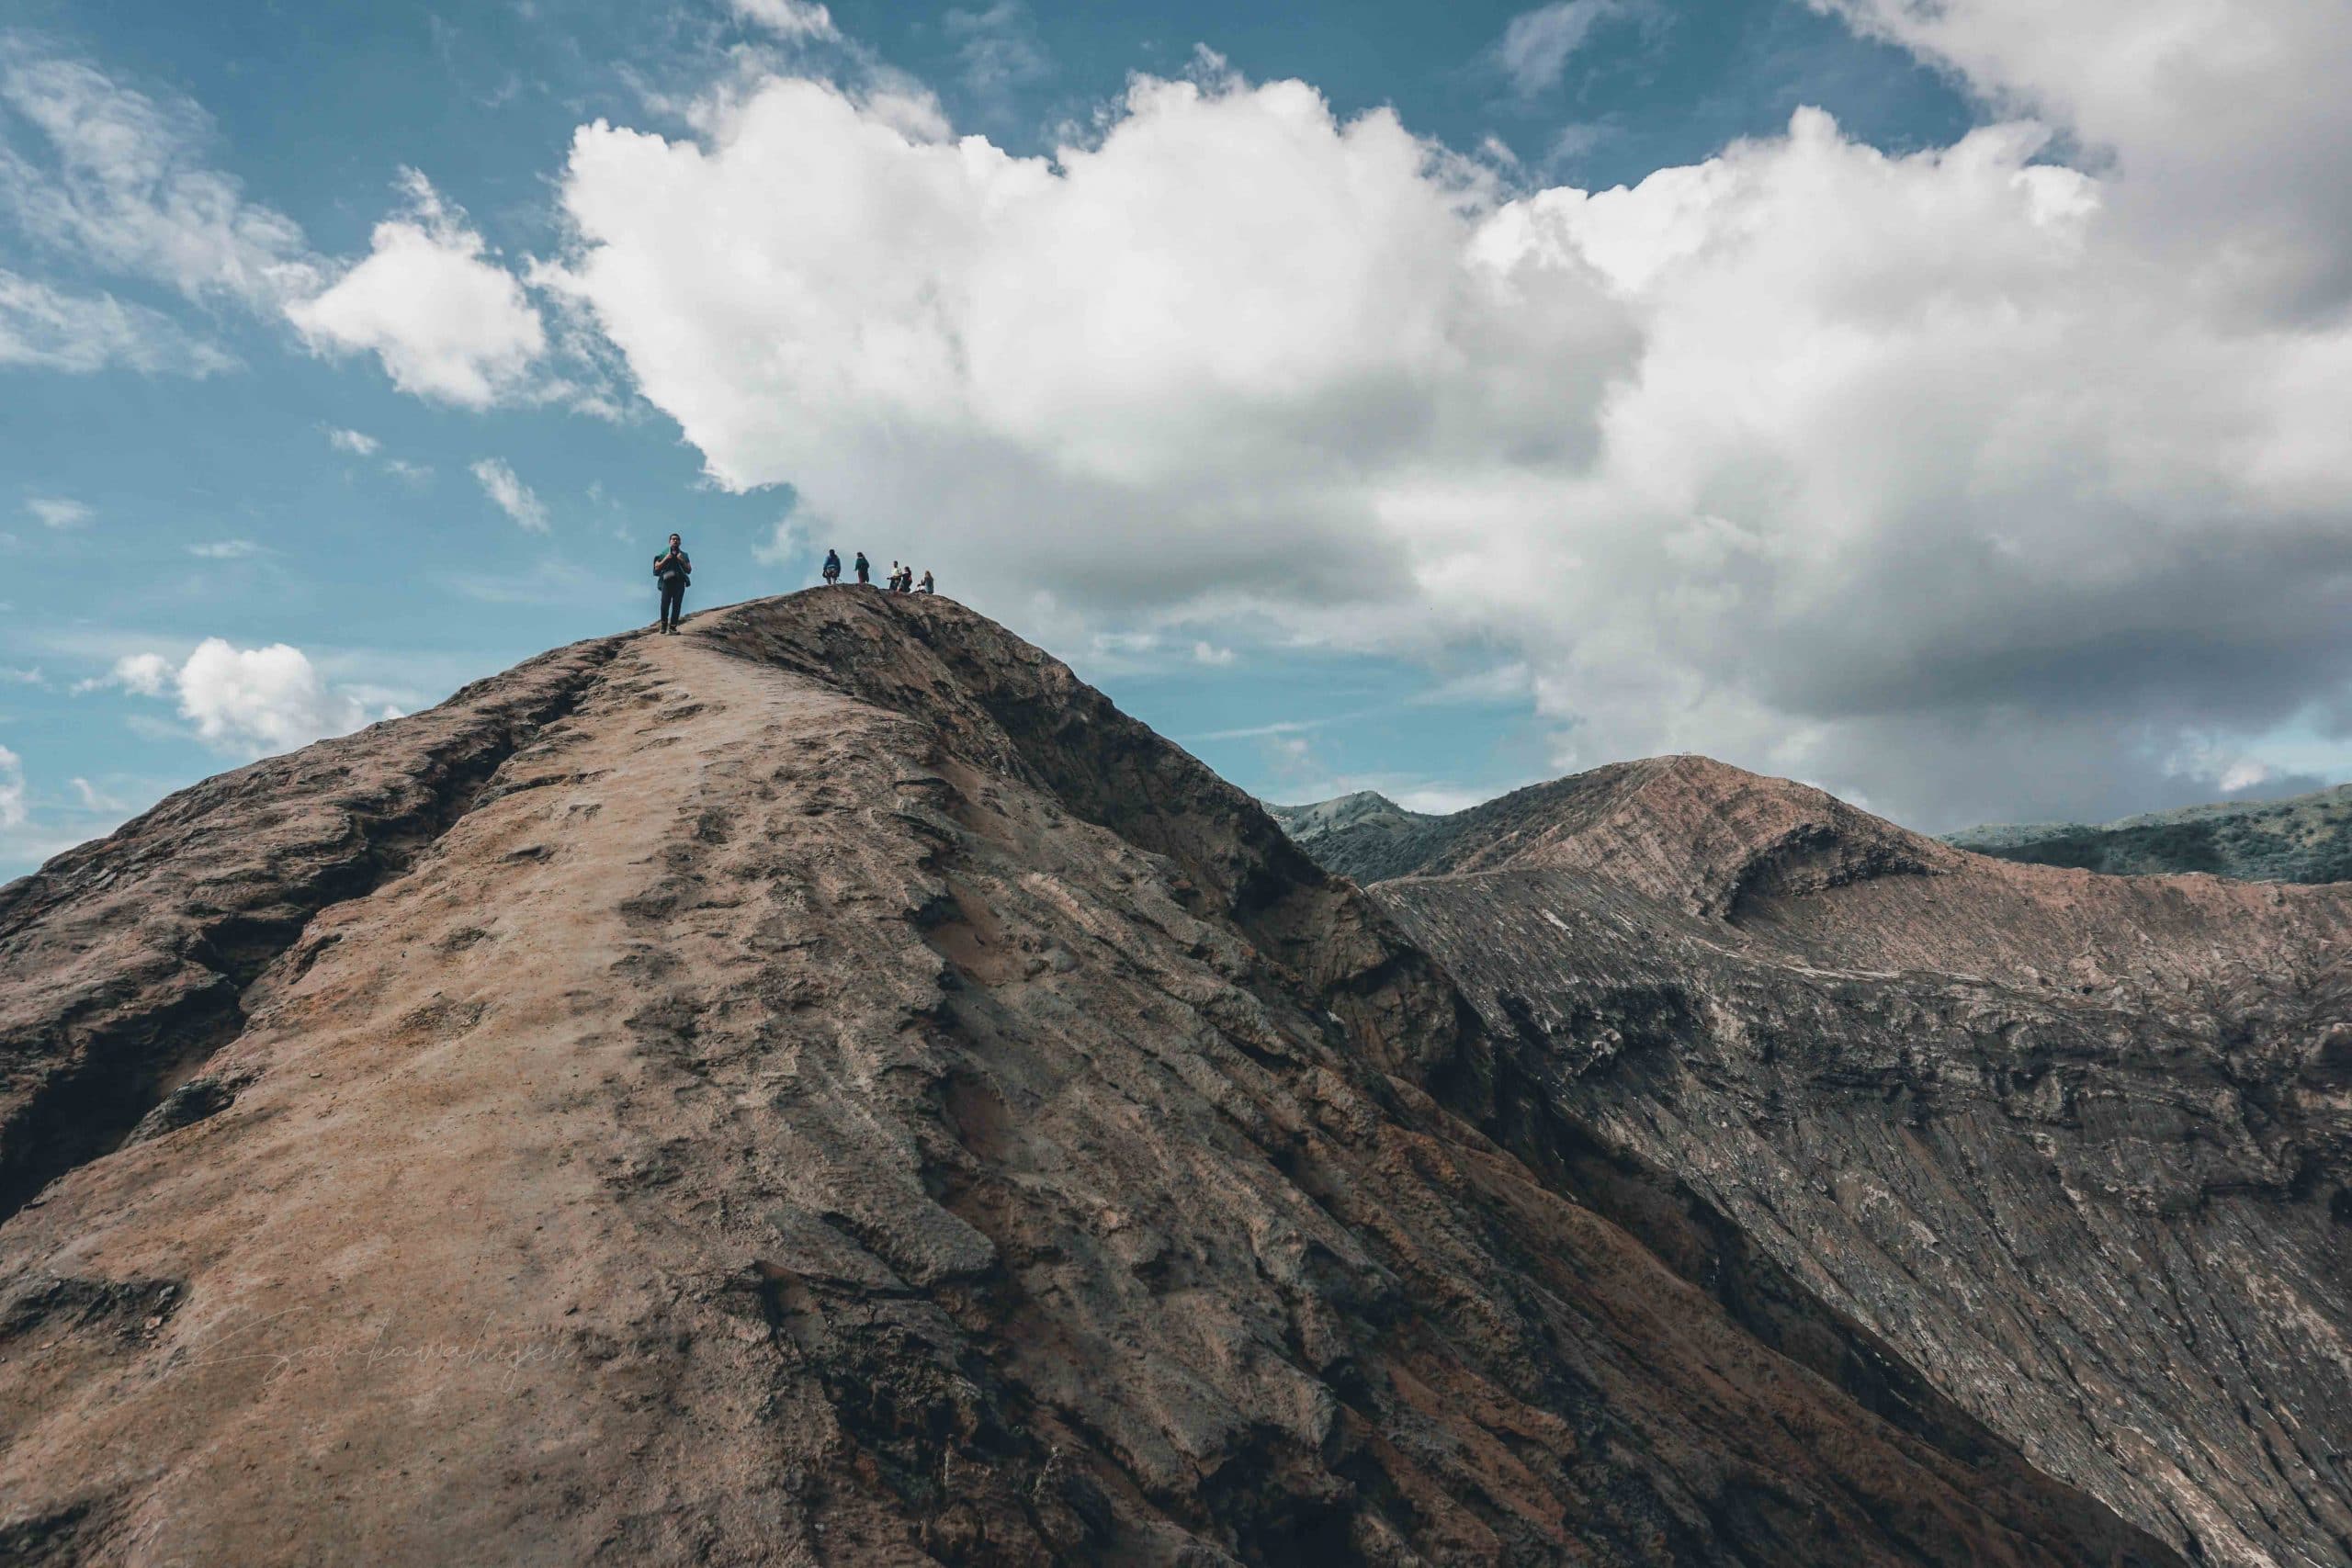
<box><xmin>821</xmin><ymin>549</ymin><xmax>933</xmax><ymax>595</ymax></box>
<box><xmin>650</xmin><ymin>536</ymin><xmax>937</xmax><ymax>635</ymax></box>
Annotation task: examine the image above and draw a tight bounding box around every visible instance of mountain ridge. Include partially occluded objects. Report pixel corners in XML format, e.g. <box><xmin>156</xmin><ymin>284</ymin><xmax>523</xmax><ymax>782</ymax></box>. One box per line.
<box><xmin>0</xmin><ymin>592</ymin><xmax>2185</xmax><ymax>1565</ymax></box>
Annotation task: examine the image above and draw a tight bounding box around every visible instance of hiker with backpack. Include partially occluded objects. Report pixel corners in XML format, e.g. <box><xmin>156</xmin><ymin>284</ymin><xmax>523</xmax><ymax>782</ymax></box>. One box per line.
<box><xmin>822</xmin><ymin>548</ymin><xmax>841</xmax><ymax>586</ymax></box>
<box><xmin>652</xmin><ymin>534</ymin><xmax>691</xmax><ymax>634</ymax></box>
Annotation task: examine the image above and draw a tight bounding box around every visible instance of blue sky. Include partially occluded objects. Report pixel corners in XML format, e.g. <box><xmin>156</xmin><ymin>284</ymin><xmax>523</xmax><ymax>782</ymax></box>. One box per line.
<box><xmin>4</xmin><ymin>0</ymin><xmax>2349</xmax><ymax>871</ymax></box>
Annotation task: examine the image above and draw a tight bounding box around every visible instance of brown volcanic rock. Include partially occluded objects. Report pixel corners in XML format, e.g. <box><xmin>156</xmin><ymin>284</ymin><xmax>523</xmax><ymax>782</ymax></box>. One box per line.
<box><xmin>1340</xmin><ymin>759</ymin><xmax>2352</xmax><ymax>1568</ymax></box>
<box><xmin>0</xmin><ymin>592</ymin><xmax>2178</xmax><ymax>1565</ymax></box>
<box><xmin>1393</xmin><ymin>756</ymin><xmax>1959</xmax><ymax>919</ymax></box>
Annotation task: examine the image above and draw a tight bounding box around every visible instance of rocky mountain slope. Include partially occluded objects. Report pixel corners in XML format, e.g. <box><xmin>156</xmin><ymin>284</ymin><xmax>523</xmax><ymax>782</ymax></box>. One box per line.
<box><xmin>1263</xmin><ymin>793</ymin><xmax>1445</xmax><ymax>886</ymax></box>
<box><xmin>0</xmin><ymin>595</ymin><xmax>2184</xmax><ymax>1566</ymax></box>
<box><xmin>1946</xmin><ymin>782</ymin><xmax>2352</xmax><ymax>884</ymax></box>
<box><xmin>1283</xmin><ymin>756</ymin><xmax>2352</xmax><ymax>1568</ymax></box>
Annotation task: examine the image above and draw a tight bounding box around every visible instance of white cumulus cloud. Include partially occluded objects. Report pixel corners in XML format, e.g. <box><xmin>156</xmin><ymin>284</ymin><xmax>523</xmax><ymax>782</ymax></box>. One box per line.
<box><xmin>1815</xmin><ymin>0</ymin><xmax>2352</xmax><ymax>320</ymax></box>
<box><xmin>469</xmin><ymin>457</ymin><xmax>551</xmax><ymax>532</ymax></box>
<box><xmin>542</xmin><ymin>35</ymin><xmax>2352</xmax><ymax>829</ymax></box>
<box><xmin>100</xmin><ymin>639</ymin><xmax>394</xmax><ymax>755</ymax></box>
<box><xmin>288</xmin><ymin>170</ymin><xmax>546</xmax><ymax>407</ymax></box>
<box><xmin>325</xmin><ymin>426</ymin><xmax>379</xmax><ymax>456</ymax></box>
<box><xmin>107</xmin><ymin>651</ymin><xmax>171</xmax><ymax>696</ymax></box>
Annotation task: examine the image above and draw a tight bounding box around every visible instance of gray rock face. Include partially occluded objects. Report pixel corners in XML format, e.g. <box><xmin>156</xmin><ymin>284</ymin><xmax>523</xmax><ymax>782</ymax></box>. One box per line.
<box><xmin>1295</xmin><ymin>756</ymin><xmax>2352</xmax><ymax>1568</ymax></box>
<box><xmin>0</xmin><ymin>595</ymin><xmax>2180</xmax><ymax>1565</ymax></box>
<box><xmin>1946</xmin><ymin>781</ymin><xmax>2352</xmax><ymax>884</ymax></box>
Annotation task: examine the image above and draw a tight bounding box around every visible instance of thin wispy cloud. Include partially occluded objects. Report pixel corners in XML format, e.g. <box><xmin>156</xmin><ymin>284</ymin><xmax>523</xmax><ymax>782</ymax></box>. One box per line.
<box><xmin>26</xmin><ymin>496</ymin><xmax>92</xmax><ymax>530</ymax></box>
<box><xmin>0</xmin><ymin>37</ymin><xmax>321</xmax><ymax>307</ymax></box>
<box><xmin>0</xmin><ymin>270</ymin><xmax>236</xmax><ymax>376</ymax></box>
<box><xmin>469</xmin><ymin>457</ymin><xmax>549</xmax><ymax>532</ymax></box>
<box><xmin>69</xmin><ymin>776</ymin><xmax>124</xmax><ymax>812</ymax></box>
<box><xmin>945</xmin><ymin>3</ymin><xmax>1051</xmax><ymax>105</ymax></box>
<box><xmin>1488</xmin><ymin>0</ymin><xmax>1636</xmax><ymax>96</ymax></box>
<box><xmin>1188</xmin><ymin>716</ymin><xmax>1340</xmax><ymax>743</ymax></box>
<box><xmin>726</xmin><ymin>0</ymin><xmax>837</xmax><ymax>41</ymax></box>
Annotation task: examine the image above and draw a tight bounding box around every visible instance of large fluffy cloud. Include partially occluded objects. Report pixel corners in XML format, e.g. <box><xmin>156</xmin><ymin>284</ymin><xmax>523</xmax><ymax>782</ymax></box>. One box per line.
<box><xmin>550</xmin><ymin>70</ymin><xmax>1634</xmax><ymax>611</ymax></box>
<box><xmin>547</xmin><ymin>17</ymin><xmax>2352</xmax><ymax>826</ymax></box>
<box><xmin>1817</xmin><ymin>0</ymin><xmax>2352</xmax><ymax>320</ymax></box>
<box><xmin>288</xmin><ymin>171</ymin><xmax>546</xmax><ymax>407</ymax></box>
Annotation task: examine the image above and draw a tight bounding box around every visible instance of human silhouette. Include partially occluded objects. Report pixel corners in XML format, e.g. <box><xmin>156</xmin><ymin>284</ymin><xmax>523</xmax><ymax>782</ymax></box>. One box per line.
<box><xmin>651</xmin><ymin>534</ymin><xmax>691</xmax><ymax>634</ymax></box>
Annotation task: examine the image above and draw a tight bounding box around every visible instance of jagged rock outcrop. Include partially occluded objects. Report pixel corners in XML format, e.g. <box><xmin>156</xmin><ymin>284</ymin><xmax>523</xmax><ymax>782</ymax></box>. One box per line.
<box><xmin>1948</xmin><ymin>781</ymin><xmax>2352</xmax><ymax>884</ymax></box>
<box><xmin>1288</xmin><ymin>758</ymin><xmax>2352</xmax><ymax>1568</ymax></box>
<box><xmin>0</xmin><ymin>595</ymin><xmax>2181</xmax><ymax>1566</ymax></box>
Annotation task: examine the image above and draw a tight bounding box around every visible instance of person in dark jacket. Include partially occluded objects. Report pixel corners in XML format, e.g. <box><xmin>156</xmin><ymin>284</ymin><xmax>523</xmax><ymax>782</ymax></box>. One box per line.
<box><xmin>821</xmin><ymin>547</ymin><xmax>841</xmax><ymax>586</ymax></box>
<box><xmin>917</xmin><ymin>570</ymin><xmax>934</xmax><ymax>594</ymax></box>
<box><xmin>854</xmin><ymin>550</ymin><xmax>871</xmax><ymax>585</ymax></box>
<box><xmin>652</xmin><ymin>534</ymin><xmax>691</xmax><ymax>633</ymax></box>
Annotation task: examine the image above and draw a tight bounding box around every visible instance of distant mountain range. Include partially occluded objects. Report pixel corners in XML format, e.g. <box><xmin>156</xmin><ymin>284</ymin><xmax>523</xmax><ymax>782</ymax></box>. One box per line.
<box><xmin>1274</xmin><ymin>776</ymin><xmax>2352</xmax><ymax>887</ymax></box>
<box><xmin>1942</xmin><ymin>781</ymin><xmax>2352</xmax><ymax>884</ymax></box>
<box><xmin>1261</xmin><ymin>790</ymin><xmax>1448</xmax><ymax>884</ymax></box>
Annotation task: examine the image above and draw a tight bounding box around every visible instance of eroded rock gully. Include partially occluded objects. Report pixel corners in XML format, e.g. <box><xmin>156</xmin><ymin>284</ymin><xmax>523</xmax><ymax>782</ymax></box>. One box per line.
<box><xmin>1329</xmin><ymin>757</ymin><xmax>2352</xmax><ymax>1568</ymax></box>
<box><xmin>1</xmin><ymin>594</ymin><xmax>2185</xmax><ymax>1564</ymax></box>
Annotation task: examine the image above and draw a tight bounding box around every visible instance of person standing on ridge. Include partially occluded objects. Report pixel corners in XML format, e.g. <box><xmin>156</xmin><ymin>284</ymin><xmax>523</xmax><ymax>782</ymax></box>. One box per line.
<box><xmin>652</xmin><ymin>534</ymin><xmax>692</xmax><ymax>635</ymax></box>
<box><xmin>821</xmin><ymin>547</ymin><xmax>840</xmax><ymax>586</ymax></box>
<box><xmin>854</xmin><ymin>550</ymin><xmax>870</xmax><ymax>585</ymax></box>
